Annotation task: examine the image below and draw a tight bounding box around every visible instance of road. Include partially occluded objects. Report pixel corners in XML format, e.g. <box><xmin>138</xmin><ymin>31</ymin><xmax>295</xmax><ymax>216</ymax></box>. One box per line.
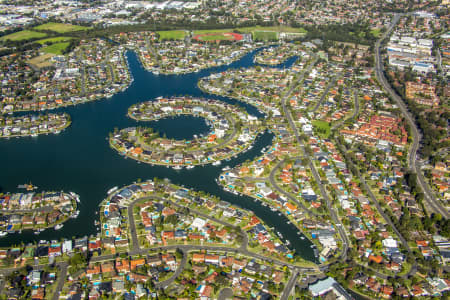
<box><xmin>331</xmin><ymin>89</ymin><xmax>360</xmax><ymax>130</ymax></box>
<box><xmin>268</xmin><ymin>158</ymin><xmax>316</xmax><ymax>217</ymax></box>
<box><xmin>280</xmin><ymin>270</ymin><xmax>298</xmax><ymax>300</ymax></box>
<box><xmin>310</xmin><ymin>75</ymin><xmax>339</xmax><ymax>113</ymax></box>
<box><xmin>374</xmin><ymin>13</ymin><xmax>448</xmax><ymax>218</ymax></box>
<box><xmin>52</xmin><ymin>262</ymin><xmax>68</xmax><ymax>300</ymax></box>
<box><xmin>334</xmin><ymin>140</ymin><xmax>412</xmax><ymax>254</ymax></box>
<box><xmin>155</xmin><ymin>249</ymin><xmax>187</xmax><ymax>289</ymax></box>
<box><xmin>277</xmin><ymin>55</ymin><xmax>349</xmax><ymax>262</ymax></box>
<box><xmin>127</xmin><ymin>196</ymin><xmax>248</xmax><ymax>252</ymax></box>
<box><xmin>218</xmin><ymin>287</ymin><xmax>233</xmax><ymax>300</ymax></box>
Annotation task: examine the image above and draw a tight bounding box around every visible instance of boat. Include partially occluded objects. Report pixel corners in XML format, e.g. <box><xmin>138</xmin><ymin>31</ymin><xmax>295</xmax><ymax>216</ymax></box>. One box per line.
<box><xmin>277</xmin><ymin>232</ymin><xmax>283</xmax><ymax>239</ymax></box>
<box><xmin>212</xmin><ymin>160</ymin><xmax>221</xmax><ymax>166</ymax></box>
<box><xmin>71</xmin><ymin>210</ymin><xmax>80</xmax><ymax>219</ymax></box>
<box><xmin>300</xmin><ymin>236</ymin><xmax>305</xmax><ymax>240</ymax></box>
<box><xmin>70</xmin><ymin>192</ymin><xmax>80</xmax><ymax>202</ymax></box>
<box><xmin>107</xmin><ymin>186</ymin><xmax>118</xmax><ymax>195</ymax></box>
<box><xmin>54</xmin><ymin>224</ymin><xmax>63</xmax><ymax>230</ymax></box>
<box><xmin>222</xmin><ymin>166</ymin><xmax>230</xmax><ymax>171</ymax></box>
<box><xmin>173</xmin><ymin>165</ymin><xmax>182</xmax><ymax>170</ymax></box>
<box><xmin>34</xmin><ymin>231</ymin><xmax>40</xmax><ymax>235</ymax></box>
<box><xmin>0</xmin><ymin>231</ymin><xmax>7</xmax><ymax>237</ymax></box>
<box><xmin>18</xmin><ymin>183</ymin><xmax>37</xmax><ymax>191</ymax></box>
<box><xmin>285</xmin><ymin>240</ymin><xmax>291</xmax><ymax>246</ymax></box>
<box><xmin>186</xmin><ymin>165</ymin><xmax>194</xmax><ymax>169</ymax></box>
<box><xmin>31</xmin><ymin>133</ymin><xmax>38</xmax><ymax>137</ymax></box>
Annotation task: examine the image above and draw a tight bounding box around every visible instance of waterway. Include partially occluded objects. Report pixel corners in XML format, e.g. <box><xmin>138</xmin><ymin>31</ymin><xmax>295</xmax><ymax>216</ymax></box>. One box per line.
<box><xmin>0</xmin><ymin>49</ymin><xmax>316</xmax><ymax>262</ymax></box>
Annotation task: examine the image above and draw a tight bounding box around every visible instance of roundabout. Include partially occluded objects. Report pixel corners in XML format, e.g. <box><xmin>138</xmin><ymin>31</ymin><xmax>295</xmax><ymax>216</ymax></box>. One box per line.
<box><xmin>109</xmin><ymin>97</ymin><xmax>262</xmax><ymax>168</ymax></box>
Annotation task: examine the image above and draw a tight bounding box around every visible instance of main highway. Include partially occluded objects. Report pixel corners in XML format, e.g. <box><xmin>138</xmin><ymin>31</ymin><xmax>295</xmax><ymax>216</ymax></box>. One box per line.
<box><xmin>374</xmin><ymin>13</ymin><xmax>448</xmax><ymax>219</ymax></box>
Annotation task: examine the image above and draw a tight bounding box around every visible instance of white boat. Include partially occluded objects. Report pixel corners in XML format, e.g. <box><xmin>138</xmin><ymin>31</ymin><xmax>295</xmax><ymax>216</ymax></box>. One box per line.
<box><xmin>70</xmin><ymin>192</ymin><xmax>80</xmax><ymax>202</ymax></box>
<box><xmin>107</xmin><ymin>186</ymin><xmax>118</xmax><ymax>195</ymax></box>
<box><xmin>54</xmin><ymin>224</ymin><xmax>63</xmax><ymax>230</ymax></box>
<box><xmin>173</xmin><ymin>165</ymin><xmax>182</xmax><ymax>170</ymax></box>
<box><xmin>300</xmin><ymin>236</ymin><xmax>305</xmax><ymax>240</ymax></box>
<box><xmin>222</xmin><ymin>166</ymin><xmax>230</xmax><ymax>171</ymax></box>
<box><xmin>0</xmin><ymin>231</ymin><xmax>7</xmax><ymax>237</ymax></box>
<box><xmin>71</xmin><ymin>210</ymin><xmax>80</xmax><ymax>219</ymax></box>
<box><xmin>31</xmin><ymin>133</ymin><xmax>38</xmax><ymax>137</ymax></box>
<box><xmin>212</xmin><ymin>161</ymin><xmax>221</xmax><ymax>166</ymax></box>
<box><xmin>186</xmin><ymin>165</ymin><xmax>194</xmax><ymax>169</ymax></box>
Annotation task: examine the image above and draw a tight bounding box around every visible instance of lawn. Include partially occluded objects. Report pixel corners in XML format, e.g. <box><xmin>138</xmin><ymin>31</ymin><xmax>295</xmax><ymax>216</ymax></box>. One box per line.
<box><xmin>198</xmin><ymin>34</ymin><xmax>234</xmax><ymax>41</ymax></box>
<box><xmin>27</xmin><ymin>53</ymin><xmax>55</xmax><ymax>69</ymax></box>
<box><xmin>33</xmin><ymin>22</ymin><xmax>89</xmax><ymax>33</ymax></box>
<box><xmin>312</xmin><ymin>120</ymin><xmax>331</xmax><ymax>138</ymax></box>
<box><xmin>40</xmin><ymin>42</ymin><xmax>70</xmax><ymax>55</ymax></box>
<box><xmin>157</xmin><ymin>30</ymin><xmax>186</xmax><ymax>40</ymax></box>
<box><xmin>252</xmin><ymin>31</ymin><xmax>278</xmax><ymax>41</ymax></box>
<box><xmin>0</xmin><ymin>30</ymin><xmax>47</xmax><ymax>41</ymax></box>
<box><xmin>36</xmin><ymin>36</ymin><xmax>73</xmax><ymax>45</ymax></box>
<box><xmin>370</xmin><ymin>28</ymin><xmax>381</xmax><ymax>38</ymax></box>
<box><xmin>193</xmin><ymin>29</ymin><xmax>234</xmax><ymax>35</ymax></box>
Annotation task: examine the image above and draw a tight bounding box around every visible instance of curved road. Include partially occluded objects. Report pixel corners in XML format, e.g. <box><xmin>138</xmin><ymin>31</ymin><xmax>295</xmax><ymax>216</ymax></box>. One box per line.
<box><xmin>278</xmin><ymin>55</ymin><xmax>350</xmax><ymax>262</ymax></box>
<box><xmin>269</xmin><ymin>157</ymin><xmax>316</xmax><ymax>217</ymax></box>
<box><xmin>374</xmin><ymin>13</ymin><xmax>448</xmax><ymax>218</ymax></box>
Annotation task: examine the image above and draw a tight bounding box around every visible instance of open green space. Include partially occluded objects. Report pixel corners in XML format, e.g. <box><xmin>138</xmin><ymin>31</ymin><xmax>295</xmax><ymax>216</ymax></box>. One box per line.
<box><xmin>157</xmin><ymin>30</ymin><xmax>186</xmax><ymax>40</ymax></box>
<box><xmin>33</xmin><ymin>22</ymin><xmax>89</xmax><ymax>33</ymax></box>
<box><xmin>252</xmin><ymin>31</ymin><xmax>278</xmax><ymax>41</ymax></box>
<box><xmin>193</xmin><ymin>29</ymin><xmax>233</xmax><ymax>35</ymax></box>
<box><xmin>370</xmin><ymin>28</ymin><xmax>381</xmax><ymax>37</ymax></box>
<box><xmin>40</xmin><ymin>42</ymin><xmax>71</xmax><ymax>55</ymax></box>
<box><xmin>36</xmin><ymin>36</ymin><xmax>73</xmax><ymax>45</ymax></box>
<box><xmin>197</xmin><ymin>33</ymin><xmax>234</xmax><ymax>41</ymax></box>
<box><xmin>312</xmin><ymin>120</ymin><xmax>331</xmax><ymax>138</ymax></box>
<box><xmin>0</xmin><ymin>30</ymin><xmax>47</xmax><ymax>41</ymax></box>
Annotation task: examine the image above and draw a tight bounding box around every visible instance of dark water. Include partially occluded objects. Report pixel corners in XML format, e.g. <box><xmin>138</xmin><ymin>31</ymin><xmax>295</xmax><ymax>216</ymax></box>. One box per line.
<box><xmin>149</xmin><ymin>115</ymin><xmax>210</xmax><ymax>140</ymax></box>
<box><xmin>0</xmin><ymin>49</ymin><xmax>316</xmax><ymax>262</ymax></box>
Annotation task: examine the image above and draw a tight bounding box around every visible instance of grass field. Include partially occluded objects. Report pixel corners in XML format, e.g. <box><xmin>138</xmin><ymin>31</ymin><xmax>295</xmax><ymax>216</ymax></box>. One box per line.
<box><xmin>157</xmin><ymin>30</ymin><xmax>186</xmax><ymax>40</ymax></box>
<box><xmin>252</xmin><ymin>31</ymin><xmax>278</xmax><ymax>41</ymax></box>
<box><xmin>27</xmin><ymin>53</ymin><xmax>55</xmax><ymax>69</ymax></box>
<box><xmin>312</xmin><ymin>120</ymin><xmax>331</xmax><ymax>138</ymax></box>
<box><xmin>33</xmin><ymin>22</ymin><xmax>89</xmax><ymax>33</ymax></box>
<box><xmin>40</xmin><ymin>42</ymin><xmax>70</xmax><ymax>55</ymax></box>
<box><xmin>370</xmin><ymin>28</ymin><xmax>381</xmax><ymax>37</ymax></box>
<box><xmin>0</xmin><ymin>30</ymin><xmax>47</xmax><ymax>41</ymax></box>
<box><xmin>36</xmin><ymin>37</ymin><xmax>73</xmax><ymax>45</ymax></box>
<box><xmin>197</xmin><ymin>34</ymin><xmax>234</xmax><ymax>41</ymax></box>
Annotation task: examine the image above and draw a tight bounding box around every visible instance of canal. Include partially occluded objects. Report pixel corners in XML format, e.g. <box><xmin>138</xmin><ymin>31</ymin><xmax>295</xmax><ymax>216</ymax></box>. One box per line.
<box><xmin>0</xmin><ymin>48</ymin><xmax>316</xmax><ymax>262</ymax></box>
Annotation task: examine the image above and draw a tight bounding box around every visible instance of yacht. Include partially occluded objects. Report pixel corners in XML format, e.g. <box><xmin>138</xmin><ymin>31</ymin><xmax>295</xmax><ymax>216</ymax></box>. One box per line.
<box><xmin>0</xmin><ymin>231</ymin><xmax>7</xmax><ymax>237</ymax></box>
<box><xmin>212</xmin><ymin>161</ymin><xmax>221</xmax><ymax>166</ymax></box>
<box><xmin>107</xmin><ymin>186</ymin><xmax>118</xmax><ymax>195</ymax></box>
<box><xmin>54</xmin><ymin>224</ymin><xmax>63</xmax><ymax>230</ymax></box>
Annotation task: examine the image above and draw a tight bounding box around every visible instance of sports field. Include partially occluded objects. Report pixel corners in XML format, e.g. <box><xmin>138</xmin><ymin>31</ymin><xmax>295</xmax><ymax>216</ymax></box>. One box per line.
<box><xmin>193</xmin><ymin>32</ymin><xmax>243</xmax><ymax>42</ymax></box>
<box><xmin>36</xmin><ymin>37</ymin><xmax>73</xmax><ymax>45</ymax></box>
<box><xmin>0</xmin><ymin>30</ymin><xmax>47</xmax><ymax>41</ymax></box>
<box><xmin>40</xmin><ymin>42</ymin><xmax>71</xmax><ymax>55</ymax></box>
<box><xmin>157</xmin><ymin>30</ymin><xmax>186</xmax><ymax>40</ymax></box>
<box><xmin>33</xmin><ymin>22</ymin><xmax>89</xmax><ymax>33</ymax></box>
